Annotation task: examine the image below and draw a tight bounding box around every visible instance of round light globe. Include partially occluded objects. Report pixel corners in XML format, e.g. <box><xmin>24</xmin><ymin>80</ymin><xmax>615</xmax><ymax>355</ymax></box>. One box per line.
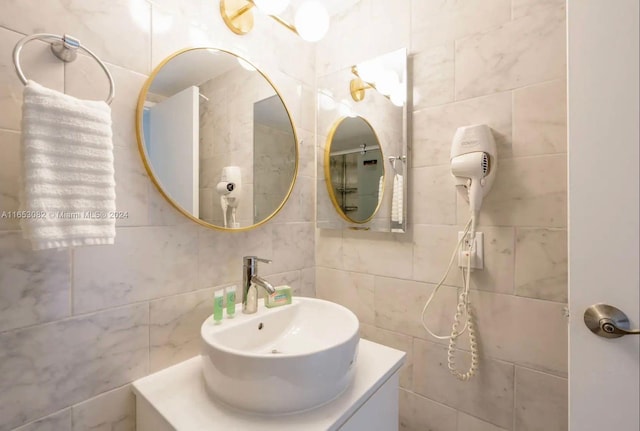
<box><xmin>295</xmin><ymin>1</ymin><xmax>330</xmax><ymax>42</ymax></box>
<box><xmin>357</xmin><ymin>62</ymin><xmax>379</xmax><ymax>83</ymax></box>
<box><xmin>375</xmin><ymin>70</ymin><xmax>399</xmax><ymax>96</ymax></box>
<box><xmin>253</xmin><ymin>0</ymin><xmax>290</xmax><ymax>15</ymax></box>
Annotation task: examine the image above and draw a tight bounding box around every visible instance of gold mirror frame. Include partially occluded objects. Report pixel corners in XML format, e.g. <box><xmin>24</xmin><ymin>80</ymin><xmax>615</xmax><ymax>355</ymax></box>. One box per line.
<box><xmin>135</xmin><ymin>47</ymin><xmax>299</xmax><ymax>232</ymax></box>
<box><xmin>324</xmin><ymin>116</ymin><xmax>385</xmax><ymax>224</ymax></box>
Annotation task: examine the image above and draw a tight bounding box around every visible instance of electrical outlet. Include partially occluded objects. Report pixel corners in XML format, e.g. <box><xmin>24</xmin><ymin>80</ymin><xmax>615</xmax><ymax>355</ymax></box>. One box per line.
<box><xmin>457</xmin><ymin>231</ymin><xmax>484</xmax><ymax>270</ymax></box>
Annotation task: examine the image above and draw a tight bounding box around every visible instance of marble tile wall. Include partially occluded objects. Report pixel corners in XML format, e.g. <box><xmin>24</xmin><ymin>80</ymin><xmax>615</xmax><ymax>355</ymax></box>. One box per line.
<box><xmin>315</xmin><ymin>1</ymin><xmax>568</xmax><ymax>430</ymax></box>
<box><xmin>0</xmin><ymin>0</ymin><xmax>315</xmax><ymax>430</ymax></box>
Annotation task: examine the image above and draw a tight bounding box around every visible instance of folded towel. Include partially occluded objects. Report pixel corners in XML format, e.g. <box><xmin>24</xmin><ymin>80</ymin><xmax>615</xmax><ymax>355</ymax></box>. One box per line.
<box><xmin>391</xmin><ymin>173</ymin><xmax>403</xmax><ymax>225</ymax></box>
<box><xmin>19</xmin><ymin>81</ymin><xmax>115</xmax><ymax>250</ymax></box>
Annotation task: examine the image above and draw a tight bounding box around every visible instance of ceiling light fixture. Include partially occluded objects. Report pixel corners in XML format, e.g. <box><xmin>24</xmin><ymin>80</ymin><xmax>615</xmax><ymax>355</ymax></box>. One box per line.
<box><xmin>220</xmin><ymin>0</ymin><xmax>330</xmax><ymax>42</ymax></box>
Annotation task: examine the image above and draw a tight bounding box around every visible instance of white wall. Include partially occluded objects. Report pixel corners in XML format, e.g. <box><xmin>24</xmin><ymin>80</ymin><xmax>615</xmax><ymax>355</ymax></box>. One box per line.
<box><xmin>0</xmin><ymin>1</ymin><xmax>315</xmax><ymax>430</ymax></box>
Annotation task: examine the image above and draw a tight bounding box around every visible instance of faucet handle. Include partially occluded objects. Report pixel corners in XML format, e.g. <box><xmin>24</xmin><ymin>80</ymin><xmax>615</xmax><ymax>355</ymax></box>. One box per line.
<box><xmin>243</xmin><ymin>256</ymin><xmax>272</xmax><ymax>266</ymax></box>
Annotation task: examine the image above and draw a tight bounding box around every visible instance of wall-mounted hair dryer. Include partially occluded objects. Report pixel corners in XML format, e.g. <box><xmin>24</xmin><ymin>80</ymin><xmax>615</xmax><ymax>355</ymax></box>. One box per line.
<box><xmin>450</xmin><ymin>124</ymin><xmax>497</xmax><ymax>235</ymax></box>
<box><xmin>420</xmin><ymin>124</ymin><xmax>498</xmax><ymax>382</ymax></box>
<box><xmin>216</xmin><ymin>166</ymin><xmax>242</xmax><ymax>228</ymax></box>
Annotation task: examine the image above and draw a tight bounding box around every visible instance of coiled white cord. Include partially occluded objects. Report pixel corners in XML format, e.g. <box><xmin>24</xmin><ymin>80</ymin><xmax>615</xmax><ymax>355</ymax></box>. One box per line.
<box><xmin>421</xmin><ymin>216</ymin><xmax>479</xmax><ymax>381</ymax></box>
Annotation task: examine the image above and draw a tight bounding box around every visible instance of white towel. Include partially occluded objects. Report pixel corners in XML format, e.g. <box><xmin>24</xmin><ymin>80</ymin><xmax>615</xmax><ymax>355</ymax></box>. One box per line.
<box><xmin>377</xmin><ymin>175</ymin><xmax>384</xmax><ymax>206</ymax></box>
<box><xmin>391</xmin><ymin>173</ymin><xmax>403</xmax><ymax>225</ymax></box>
<box><xmin>19</xmin><ymin>81</ymin><xmax>116</xmax><ymax>250</ymax></box>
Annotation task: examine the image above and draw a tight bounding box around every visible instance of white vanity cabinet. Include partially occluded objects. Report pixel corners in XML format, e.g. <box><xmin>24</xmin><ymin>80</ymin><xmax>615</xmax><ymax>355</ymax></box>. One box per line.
<box><xmin>133</xmin><ymin>339</ymin><xmax>405</xmax><ymax>431</ymax></box>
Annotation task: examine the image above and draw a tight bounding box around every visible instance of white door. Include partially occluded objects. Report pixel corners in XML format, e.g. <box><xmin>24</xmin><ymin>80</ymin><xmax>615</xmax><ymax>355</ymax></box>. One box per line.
<box><xmin>148</xmin><ymin>86</ymin><xmax>200</xmax><ymax>216</ymax></box>
<box><xmin>568</xmin><ymin>1</ymin><xmax>640</xmax><ymax>430</ymax></box>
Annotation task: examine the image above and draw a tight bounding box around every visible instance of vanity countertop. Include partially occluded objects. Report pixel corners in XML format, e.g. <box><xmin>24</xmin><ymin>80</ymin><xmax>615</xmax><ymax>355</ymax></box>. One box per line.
<box><xmin>132</xmin><ymin>339</ymin><xmax>405</xmax><ymax>430</ymax></box>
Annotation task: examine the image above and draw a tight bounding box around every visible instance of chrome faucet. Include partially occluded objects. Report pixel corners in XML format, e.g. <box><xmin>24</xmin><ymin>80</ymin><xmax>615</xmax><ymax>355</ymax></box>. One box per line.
<box><xmin>242</xmin><ymin>256</ymin><xmax>276</xmax><ymax>314</ymax></box>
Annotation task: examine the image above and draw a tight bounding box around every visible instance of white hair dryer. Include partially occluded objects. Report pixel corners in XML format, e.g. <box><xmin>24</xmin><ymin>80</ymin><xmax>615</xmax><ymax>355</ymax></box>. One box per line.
<box><xmin>216</xmin><ymin>166</ymin><xmax>242</xmax><ymax>228</ymax></box>
<box><xmin>419</xmin><ymin>124</ymin><xmax>498</xmax><ymax>382</ymax></box>
<box><xmin>450</xmin><ymin>124</ymin><xmax>497</xmax><ymax>235</ymax></box>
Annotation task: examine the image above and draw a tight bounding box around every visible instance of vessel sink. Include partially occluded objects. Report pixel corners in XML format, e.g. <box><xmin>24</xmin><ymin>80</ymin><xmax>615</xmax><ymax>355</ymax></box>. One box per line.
<box><xmin>200</xmin><ymin>297</ymin><xmax>360</xmax><ymax>415</ymax></box>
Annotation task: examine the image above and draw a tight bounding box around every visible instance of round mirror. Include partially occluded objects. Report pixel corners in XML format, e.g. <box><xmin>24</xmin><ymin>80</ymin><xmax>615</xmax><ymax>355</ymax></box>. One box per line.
<box><xmin>136</xmin><ymin>48</ymin><xmax>298</xmax><ymax>230</ymax></box>
<box><xmin>324</xmin><ymin>116</ymin><xmax>385</xmax><ymax>223</ymax></box>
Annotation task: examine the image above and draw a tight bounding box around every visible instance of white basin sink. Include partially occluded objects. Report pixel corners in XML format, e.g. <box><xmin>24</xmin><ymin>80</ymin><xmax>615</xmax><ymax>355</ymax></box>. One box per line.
<box><xmin>200</xmin><ymin>297</ymin><xmax>360</xmax><ymax>415</ymax></box>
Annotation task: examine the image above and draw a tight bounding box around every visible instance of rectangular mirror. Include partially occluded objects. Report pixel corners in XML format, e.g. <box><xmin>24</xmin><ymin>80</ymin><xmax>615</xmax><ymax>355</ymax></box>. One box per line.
<box><xmin>316</xmin><ymin>48</ymin><xmax>408</xmax><ymax>232</ymax></box>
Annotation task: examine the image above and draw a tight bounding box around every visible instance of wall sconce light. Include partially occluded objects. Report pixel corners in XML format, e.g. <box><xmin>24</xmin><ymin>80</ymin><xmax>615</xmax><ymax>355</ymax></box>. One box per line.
<box><xmin>220</xmin><ymin>0</ymin><xmax>330</xmax><ymax>42</ymax></box>
<box><xmin>350</xmin><ymin>64</ymin><xmax>405</xmax><ymax>107</ymax></box>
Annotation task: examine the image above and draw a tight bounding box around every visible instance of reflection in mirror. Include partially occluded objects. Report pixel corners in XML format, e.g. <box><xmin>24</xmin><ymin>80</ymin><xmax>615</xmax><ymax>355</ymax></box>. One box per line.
<box><xmin>137</xmin><ymin>48</ymin><xmax>297</xmax><ymax>230</ymax></box>
<box><xmin>326</xmin><ymin>117</ymin><xmax>384</xmax><ymax>223</ymax></box>
<box><xmin>317</xmin><ymin>48</ymin><xmax>407</xmax><ymax>232</ymax></box>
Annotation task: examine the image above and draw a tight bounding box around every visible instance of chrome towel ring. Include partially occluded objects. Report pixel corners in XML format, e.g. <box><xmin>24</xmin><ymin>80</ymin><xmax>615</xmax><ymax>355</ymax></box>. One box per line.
<box><xmin>13</xmin><ymin>33</ymin><xmax>115</xmax><ymax>105</ymax></box>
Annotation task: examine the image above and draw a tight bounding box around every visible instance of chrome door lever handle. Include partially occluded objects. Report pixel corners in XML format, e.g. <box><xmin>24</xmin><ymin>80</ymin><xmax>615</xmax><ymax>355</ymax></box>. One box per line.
<box><xmin>584</xmin><ymin>304</ymin><xmax>640</xmax><ymax>339</ymax></box>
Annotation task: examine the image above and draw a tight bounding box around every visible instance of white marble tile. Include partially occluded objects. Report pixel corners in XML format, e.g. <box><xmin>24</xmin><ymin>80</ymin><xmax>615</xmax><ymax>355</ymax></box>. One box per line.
<box><xmin>150</xmin><ymin>288</ymin><xmax>216</xmax><ymax>372</ymax></box>
<box><xmin>515</xmin><ymin>367</ymin><xmax>568</xmax><ymax>431</ymax></box>
<box><xmin>0</xmin><ymin>0</ymin><xmax>151</xmax><ymax>74</ymax></box>
<box><xmin>271</xmin><ymin>223</ymin><xmax>315</xmax><ymax>274</ymax></box>
<box><xmin>469</xmin><ymin>226</ymin><xmax>516</xmax><ymax>295</ymax></box>
<box><xmin>469</xmin><ymin>292</ymin><xmax>568</xmax><ymax>376</ymax></box>
<box><xmin>412</xmin><ymin>43</ymin><xmax>455</xmax><ymax>110</ymax></box>
<box><xmin>0</xmin><ymin>232</ymin><xmax>71</xmax><ymax>333</ymax></box>
<box><xmin>455</xmin><ymin>6</ymin><xmax>566</xmax><ymax>100</ymax></box>
<box><xmin>513</xmin><ymin>79</ymin><xmax>567</xmax><ymax>157</ymax></box>
<box><xmin>316</xmin><ymin>267</ymin><xmax>375</xmax><ymax>325</ymax></box>
<box><xmin>270</xmin><ymin>175</ymin><xmax>315</xmax><ymax>224</ymax></box>
<box><xmin>73</xmin><ymin>225</ymin><xmax>199</xmax><ymax>314</ymax></box>
<box><xmin>316</xmin><ymin>178</ymin><xmax>348</xmax><ymax>230</ymax></box>
<box><xmin>317</xmin><ymin>0</ymin><xmax>410</xmax><ymax>76</ymax></box>
<box><xmin>0</xmin><ymin>129</ymin><xmax>22</xmax><ymax>231</ymax></box>
<box><xmin>515</xmin><ymin>229</ymin><xmax>567</xmax><ymax>302</ymax></box>
<box><xmin>150</xmin><ymin>6</ymin><xmax>218</xmax><ymax>70</ymax></box>
<box><xmin>374</xmin><ymin>276</ymin><xmax>458</xmax><ymax>340</ymax></box>
<box><xmin>412</xmin><ymin>224</ymin><xmax>462</xmax><ymax>287</ymax></box>
<box><xmin>72</xmin><ymin>385</ymin><xmax>135</xmax><ymax>431</ymax></box>
<box><xmin>197</xmin><ymin>226</ymin><xmax>272</xmax><ymax>288</ymax></box>
<box><xmin>412</xmin><ymin>92</ymin><xmax>512</xmax><ymax>168</ymax></box>
<box><xmin>299</xmin><ymin>85</ymin><xmax>316</xmax><ymax>133</ymax></box>
<box><xmin>410</xmin><ymin>165</ymin><xmax>457</xmax><ymax>225</ymax></box>
<box><xmin>368</xmin><ymin>0</ymin><xmax>412</xmax><ymax>54</ymax></box>
<box><xmin>111</xmin><ymin>145</ymin><xmax>149</xmax><ymax>227</ymax></box>
<box><xmin>296</xmin><ymin>128</ymin><xmax>316</xmax><ymax>179</ymax></box>
<box><xmin>299</xmin><ymin>267</ymin><xmax>316</xmax><ymax>298</ymax></box>
<box><xmin>399</xmin><ymin>389</ymin><xmax>457</xmax><ymax>431</ymax></box>
<box><xmin>0</xmin><ymin>304</ymin><xmax>148</xmax><ymax>431</ymax></box>
<box><xmin>360</xmin><ymin>325</ymin><xmax>414</xmax><ymax>390</ymax></box>
<box><xmin>413</xmin><ymin>339</ymin><xmax>515</xmax><ymax>430</ymax></box>
<box><xmin>410</xmin><ymin>0</ymin><xmax>512</xmax><ymax>53</ymax></box>
<box><xmin>0</xmin><ymin>27</ymin><xmax>65</xmax><ymax>132</ymax></box>
<box><xmin>512</xmin><ymin>0</ymin><xmax>566</xmax><ymax>19</ymax></box>
<box><xmin>457</xmin><ymin>412</ymin><xmax>508</xmax><ymax>431</ymax></box>
<box><xmin>269</xmin><ymin>24</ymin><xmax>315</xmax><ymax>86</ymax></box>
<box><xmin>342</xmin><ymin>230</ymin><xmax>413</xmax><ymax>279</ymax></box>
<box><xmin>12</xmin><ymin>409</ymin><xmax>71</xmax><ymax>431</ymax></box>
<box><xmin>316</xmin><ymin>229</ymin><xmax>343</xmax><ymax>270</ymax></box>
<box><xmin>377</xmin><ymin>269</ymin><xmax>567</xmax><ymax>375</ymax></box>
<box><xmin>457</xmin><ymin>154</ymin><xmax>567</xmax><ymax>228</ymax></box>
